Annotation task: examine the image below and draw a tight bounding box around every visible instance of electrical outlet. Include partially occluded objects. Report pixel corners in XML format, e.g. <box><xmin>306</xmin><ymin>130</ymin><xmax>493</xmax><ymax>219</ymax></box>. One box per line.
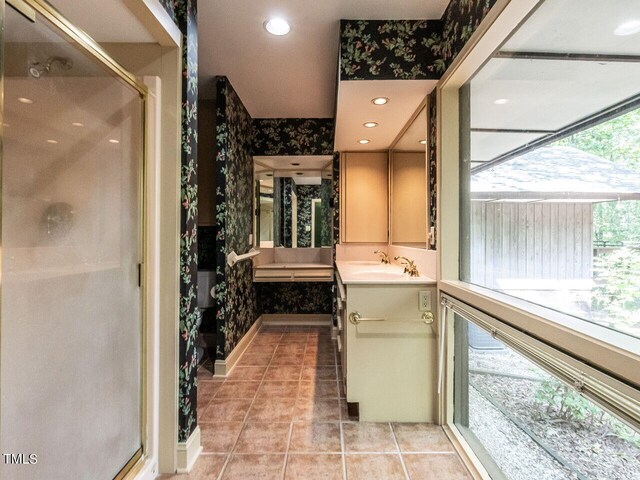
<box><xmin>419</xmin><ymin>290</ymin><xmax>432</xmax><ymax>312</ymax></box>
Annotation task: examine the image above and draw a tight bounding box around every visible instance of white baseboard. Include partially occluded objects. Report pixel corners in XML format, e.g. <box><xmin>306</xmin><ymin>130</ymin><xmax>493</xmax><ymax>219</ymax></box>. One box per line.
<box><xmin>213</xmin><ymin>317</ymin><xmax>263</xmax><ymax>377</ymax></box>
<box><xmin>176</xmin><ymin>426</ymin><xmax>202</xmax><ymax>474</ymax></box>
<box><xmin>261</xmin><ymin>314</ymin><xmax>332</xmax><ymax>326</ymax></box>
<box><xmin>133</xmin><ymin>458</ymin><xmax>158</xmax><ymax>480</ymax></box>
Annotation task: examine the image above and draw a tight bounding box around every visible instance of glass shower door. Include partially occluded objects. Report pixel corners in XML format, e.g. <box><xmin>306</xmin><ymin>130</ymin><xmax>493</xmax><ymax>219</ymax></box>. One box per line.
<box><xmin>1</xmin><ymin>2</ymin><xmax>144</xmax><ymax>479</ymax></box>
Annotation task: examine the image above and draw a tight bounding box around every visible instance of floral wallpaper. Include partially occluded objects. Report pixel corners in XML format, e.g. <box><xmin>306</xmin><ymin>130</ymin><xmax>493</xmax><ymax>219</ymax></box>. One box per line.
<box><xmin>252</xmin><ymin>118</ymin><xmax>335</xmax><ymax>156</ymax></box>
<box><xmin>295</xmin><ymin>184</ymin><xmax>322</xmax><ymax>248</ymax></box>
<box><xmin>440</xmin><ymin>0</ymin><xmax>498</xmax><ymax>70</ymax></box>
<box><xmin>214</xmin><ymin>76</ymin><xmax>258</xmax><ymax>359</ymax></box>
<box><xmin>320</xmin><ymin>179</ymin><xmax>333</xmax><ymax>247</ymax></box>
<box><xmin>159</xmin><ymin>0</ymin><xmax>199</xmax><ymax>443</ymax></box>
<box><xmin>256</xmin><ymin>283</ymin><xmax>333</xmax><ymax>315</ymax></box>
<box><xmin>340</xmin><ymin>20</ymin><xmax>445</xmax><ymax>81</ymax></box>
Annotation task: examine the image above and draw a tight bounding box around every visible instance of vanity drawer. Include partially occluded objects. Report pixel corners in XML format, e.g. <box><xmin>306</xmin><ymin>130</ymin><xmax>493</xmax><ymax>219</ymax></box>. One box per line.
<box><xmin>254</xmin><ymin>267</ymin><xmax>333</xmax><ymax>282</ymax></box>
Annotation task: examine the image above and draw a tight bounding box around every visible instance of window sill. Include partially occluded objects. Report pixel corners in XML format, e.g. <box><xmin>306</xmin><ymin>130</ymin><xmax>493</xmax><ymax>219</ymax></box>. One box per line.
<box><xmin>439</xmin><ymin>280</ymin><xmax>640</xmax><ymax>389</ymax></box>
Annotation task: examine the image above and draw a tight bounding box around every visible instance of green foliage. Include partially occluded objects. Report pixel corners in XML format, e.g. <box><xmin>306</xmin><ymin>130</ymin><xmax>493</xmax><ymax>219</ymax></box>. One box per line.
<box><xmin>555</xmin><ymin>109</ymin><xmax>640</xmax><ymax>245</ymax></box>
<box><xmin>591</xmin><ymin>248</ymin><xmax>640</xmax><ymax>336</ymax></box>
<box><xmin>534</xmin><ymin>378</ymin><xmax>640</xmax><ymax>448</ymax></box>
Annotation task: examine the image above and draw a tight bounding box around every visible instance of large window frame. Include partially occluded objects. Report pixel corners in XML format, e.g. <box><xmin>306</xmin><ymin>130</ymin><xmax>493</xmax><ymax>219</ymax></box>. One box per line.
<box><xmin>436</xmin><ymin>0</ymin><xmax>640</xmax><ymax>477</ymax></box>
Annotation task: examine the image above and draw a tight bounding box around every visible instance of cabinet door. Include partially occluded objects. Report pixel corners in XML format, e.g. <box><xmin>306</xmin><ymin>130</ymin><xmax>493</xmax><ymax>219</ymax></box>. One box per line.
<box><xmin>342</xmin><ymin>152</ymin><xmax>388</xmax><ymax>243</ymax></box>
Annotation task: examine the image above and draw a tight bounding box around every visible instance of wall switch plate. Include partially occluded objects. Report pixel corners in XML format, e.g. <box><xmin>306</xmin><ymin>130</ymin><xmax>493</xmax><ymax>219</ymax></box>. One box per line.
<box><xmin>419</xmin><ymin>291</ymin><xmax>432</xmax><ymax>312</ymax></box>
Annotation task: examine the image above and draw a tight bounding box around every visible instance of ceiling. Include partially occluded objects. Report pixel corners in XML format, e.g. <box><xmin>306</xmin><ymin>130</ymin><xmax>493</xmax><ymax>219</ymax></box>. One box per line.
<box><xmin>47</xmin><ymin>0</ymin><xmax>156</xmax><ymax>43</ymax></box>
<box><xmin>198</xmin><ymin>0</ymin><xmax>449</xmax><ymax>118</ymax></box>
<box><xmin>470</xmin><ymin>0</ymin><xmax>640</xmax><ymax>169</ymax></box>
<box><xmin>335</xmin><ymin>80</ymin><xmax>435</xmax><ymax>151</ymax></box>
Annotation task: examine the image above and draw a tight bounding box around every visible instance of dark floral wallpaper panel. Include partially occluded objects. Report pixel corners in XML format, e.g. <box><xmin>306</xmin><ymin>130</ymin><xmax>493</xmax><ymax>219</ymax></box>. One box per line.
<box><xmin>252</xmin><ymin>118</ymin><xmax>335</xmax><ymax>156</ymax></box>
<box><xmin>215</xmin><ymin>77</ymin><xmax>258</xmax><ymax>359</ymax></box>
<box><xmin>340</xmin><ymin>20</ymin><xmax>445</xmax><ymax>80</ymax></box>
<box><xmin>159</xmin><ymin>0</ymin><xmax>199</xmax><ymax>444</ymax></box>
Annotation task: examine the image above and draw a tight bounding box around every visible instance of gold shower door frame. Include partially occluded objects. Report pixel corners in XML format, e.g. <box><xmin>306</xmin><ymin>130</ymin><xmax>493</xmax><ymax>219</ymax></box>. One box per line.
<box><xmin>1</xmin><ymin>1</ymin><xmax>149</xmax><ymax>478</ymax></box>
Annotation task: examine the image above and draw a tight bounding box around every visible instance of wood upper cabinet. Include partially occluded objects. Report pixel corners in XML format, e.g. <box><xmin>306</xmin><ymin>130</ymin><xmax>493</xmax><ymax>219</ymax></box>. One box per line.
<box><xmin>341</xmin><ymin>152</ymin><xmax>388</xmax><ymax>243</ymax></box>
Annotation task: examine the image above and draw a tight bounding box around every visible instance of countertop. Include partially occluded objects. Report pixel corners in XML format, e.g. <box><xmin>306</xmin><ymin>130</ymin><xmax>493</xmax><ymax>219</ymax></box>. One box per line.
<box><xmin>336</xmin><ymin>261</ymin><xmax>436</xmax><ymax>285</ymax></box>
<box><xmin>254</xmin><ymin>263</ymin><xmax>333</xmax><ymax>269</ymax></box>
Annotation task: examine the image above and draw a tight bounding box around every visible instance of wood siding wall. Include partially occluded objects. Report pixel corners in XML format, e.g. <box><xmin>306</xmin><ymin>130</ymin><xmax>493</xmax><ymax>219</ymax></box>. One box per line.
<box><xmin>470</xmin><ymin>202</ymin><xmax>593</xmax><ymax>288</ymax></box>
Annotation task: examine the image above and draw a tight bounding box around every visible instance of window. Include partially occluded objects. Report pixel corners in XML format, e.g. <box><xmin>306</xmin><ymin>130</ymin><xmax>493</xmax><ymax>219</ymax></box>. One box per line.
<box><xmin>450</xmin><ymin>302</ymin><xmax>640</xmax><ymax>480</ymax></box>
<box><xmin>459</xmin><ymin>0</ymin><xmax>640</xmax><ymax>339</ymax></box>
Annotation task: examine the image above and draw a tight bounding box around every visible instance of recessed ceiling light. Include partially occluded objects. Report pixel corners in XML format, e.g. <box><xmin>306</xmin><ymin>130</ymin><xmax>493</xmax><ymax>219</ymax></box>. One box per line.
<box><xmin>419</xmin><ymin>140</ymin><xmax>427</xmax><ymax>145</ymax></box>
<box><xmin>17</xmin><ymin>97</ymin><xmax>33</xmax><ymax>104</ymax></box>
<box><xmin>264</xmin><ymin>17</ymin><xmax>290</xmax><ymax>36</ymax></box>
<box><xmin>291</xmin><ymin>162</ymin><xmax>300</xmax><ymax>166</ymax></box>
<box><xmin>494</xmin><ymin>98</ymin><xmax>509</xmax><ymax>105</ymax></box>
<box><xmin>109</xmin><ymin>139</ymin><xmax>120</xmax><ymax>144</ymax></box>
<box><xmin>358</xmin><ymin>139</ymin><xmax>370</xmax><ymax>144</ymax></box>
<box><xmin>72</xmin><ymin>122</ymin><xmax>84</xmax><ymax>127</ymax></box>
<box><xmin>266</xmin><ymin>173</ymin><xmax>273</xmax><ymax>177</ymax></box>
<box><xmin>47</xmin><ymin>139</ymin><xmax>58</xmax><ymax>144</ymax></box>
<box><xmin>296</xmin><ymin>172</ymin><xmax>304</xmax><ymax>176</ymax></box>
<box><xmin>363</xmin><ymin>122</ymin><xmax>378</xmax><ymax>128</ymax></box>
<box><xmin>614</xmin><ymin>20</ymin><xmax>640</xmax><ymax>36</ymax></box>
<box><xmin>371</xmin><ymin>97</ymin><xmax>389</xmax><ymax>106</ymax></box>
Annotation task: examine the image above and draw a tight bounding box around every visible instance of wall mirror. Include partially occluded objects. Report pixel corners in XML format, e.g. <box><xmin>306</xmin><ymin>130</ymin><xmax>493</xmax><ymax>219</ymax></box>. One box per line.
<box><xmin>254</xmin><ymin>156</ymin><xmax>333</xmax><ymax>248</ymax></box>
<box><xmin>389</xmin><ymin>104</ymin><xmax>428</xmax><ymax>248</ymax></box>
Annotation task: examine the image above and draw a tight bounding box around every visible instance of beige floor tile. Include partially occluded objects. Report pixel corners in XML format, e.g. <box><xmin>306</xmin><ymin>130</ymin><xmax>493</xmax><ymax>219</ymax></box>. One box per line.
<box><xmin>294</xmin><ymin>397</ymin><xmax>341</xmax><ymax>422</ymax></box>
<box><xmin>226</xmin><ymin>366</ymin><xmax>268</xmax><ymax>381</ymax></box>
<box><xmin>285</xmin><ymin>454</ymin><xmax>343</xmax><ymax>480</ymax></box>
<box><xmin>342</xmin><ymin>423</ymin><xmax>397</xmax><ymax>453</ymax></box>
<box><xmin>392</xmin><ymin>423</ymin><xmax>454</xmax><ymax>453</ymax></box>
<box><xmin>301</xmin><ymin>366</ymin><xmax>337</xmax><ymax>381</ymax></box>
<box><xmin>173</xmin><ymin>454</ymin><xmax>227</xmax><ymax>479</ymax></box>
<box><xmin>276</xmin><ymin>344</ymin><xmax>306</xmax><ymax>355</ymax></box>
<box><xmin>271</xmin><ymin>353</ymin><xmax>304</xmax><ymax>366</ymax></box>
<box><xmin>200</xmin><ymin>422</ymin><xmax>243</xmax><ymax>453</ymax></box>
<box><xmin>202</xmin><ymin>398</ymin><xmax>252</xmax><ymax>422</ymax></box>
<box><xmin>243</xmin><ymin>344</ymin><xmax>277</xmax><ymax>355</ymax></box>
<box><xmin>402</xmin><ymin>453</ymin><xmax>470</xmax><ymax>480</ymax></box>
<box><xmin>303</xmin><ymin>352</ymin><xmax>336</xmax><ymax>366</ymax></box>
<box><xmin>298</xmin><ymin>381</ymin><xmax>339</xmax><ymax>398</ymax></box>
<box><xmin>345</xmin><ymin>454</ymin><xmax>405</xmax><ymax>480</ymax></box>
<box><xmin>238</xmin><ymin>353</ymin><xmax>273</xmax><ymax>366</ymax></box>
<box><xmin>264</xmin><ymin>365</ymin><xmax>303</xmax><ymax>381</ymax></box>
<box><xmin>257</xmin><ymin>381</ymin><xmax>300</xmax><ymax>398</ymax></box>
<box><xmin>247</xmin><ymin>396</ymin><xmax>296</xmax><ymax>422</ymax></box>
<box><xmin>215</xmin><ymin>381</ymin><xmax>261</xmax><ymax>399</ymax></box>
<box><xmin>234</xmin><ymin>422</ymin><xmax>292</xmax><ymax>454</ymax></box>
<box><xmin>221</xmin><ymin>454</ymin><xmax>286</xmax><ymax>480</ymax></box>
<box><xmin>289</xmin><ymin>422</ymin><xmax>342</xmax><ymax>453</ymax></box>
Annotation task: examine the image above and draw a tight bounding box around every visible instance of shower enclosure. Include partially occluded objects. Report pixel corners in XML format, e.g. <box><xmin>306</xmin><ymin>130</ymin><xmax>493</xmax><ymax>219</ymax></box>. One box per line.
<box><xmin>0</xmin><ymin>1</ymin><xmax>146</xmax><ymax>478</ymax></box>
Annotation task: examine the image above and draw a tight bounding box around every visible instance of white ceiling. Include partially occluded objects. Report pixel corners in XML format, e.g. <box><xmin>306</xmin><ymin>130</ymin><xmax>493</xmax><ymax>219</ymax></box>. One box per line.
<box><xmin>503</xmin><ymin>0</ymin><xmax>640</xmax><ymax>55</ymax></box>
<box><xmin>471</xmin><ymin>0</ymin><xmax>640</xmax><ymax>165</ymax></box>
<box><xmin>335</xmin><ymin>80</ymin><xmax>436</xmax><ymax>151</ymax></box>
<box><xmin>47</xmin><ymin>0</ymin><xmax>156</xmax><ymax>43</ymax></box>
<box><xmin>198</xmin><ymin>0</ymin><xmax>449</xmax><ymax>118</ymax></box>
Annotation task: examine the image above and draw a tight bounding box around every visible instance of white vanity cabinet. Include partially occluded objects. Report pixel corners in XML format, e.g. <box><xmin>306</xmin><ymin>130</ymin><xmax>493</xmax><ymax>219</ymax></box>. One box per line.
<box><xmin>336</xmin><ymin>263</ymin><xmax>437</xmax><ymax>423</ymax></box>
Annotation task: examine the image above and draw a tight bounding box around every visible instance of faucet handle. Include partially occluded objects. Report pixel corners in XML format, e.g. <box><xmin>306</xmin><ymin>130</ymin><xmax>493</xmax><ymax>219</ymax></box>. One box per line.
<box><xmin>394</xmin><ymin>256</ymin><xmax>420</xmax><ymax>277</ymax></box>
<box><xmin>374</xmin><ymin>250</ymin><xmax>390</xmax><ymax>264</ymax></box>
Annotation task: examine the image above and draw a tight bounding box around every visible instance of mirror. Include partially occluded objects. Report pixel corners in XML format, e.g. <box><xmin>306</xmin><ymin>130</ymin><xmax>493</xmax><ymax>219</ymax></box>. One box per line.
<box><xmin>255</xmin><ymin>157</ymin><xmax>333</xmax><ymax>248</ymax></box>
<box><xmin>390</xmin><ymin>104</ymin><xmax>428</xmax><ymax>248</ymax></box>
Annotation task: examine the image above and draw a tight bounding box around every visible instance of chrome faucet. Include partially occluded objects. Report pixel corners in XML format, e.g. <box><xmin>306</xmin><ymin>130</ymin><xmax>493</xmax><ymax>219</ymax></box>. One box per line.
<box><xmin>394</xmin><ymin>256</ymin><xmax>420</xmax><ymax>277</ymax></box>
<box><xmin>374</xmin><ymin>250</ymin><xmax>390</xmax><ymax>264</ymax></box>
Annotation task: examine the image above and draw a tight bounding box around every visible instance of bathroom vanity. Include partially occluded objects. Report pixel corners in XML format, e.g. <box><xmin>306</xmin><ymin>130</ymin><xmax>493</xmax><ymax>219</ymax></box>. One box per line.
<box><xmin>336</xmin><ymin>260</ymin><xmax>437</xmax><ymax>423</ymax></box>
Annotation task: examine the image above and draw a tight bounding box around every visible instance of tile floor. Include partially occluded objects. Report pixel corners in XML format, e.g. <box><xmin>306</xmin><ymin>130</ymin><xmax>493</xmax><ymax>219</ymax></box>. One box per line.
<box><xmin>161</xmin><ymin>324</ymin><xmax>471</xmax><ymax>480</ymax></box>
